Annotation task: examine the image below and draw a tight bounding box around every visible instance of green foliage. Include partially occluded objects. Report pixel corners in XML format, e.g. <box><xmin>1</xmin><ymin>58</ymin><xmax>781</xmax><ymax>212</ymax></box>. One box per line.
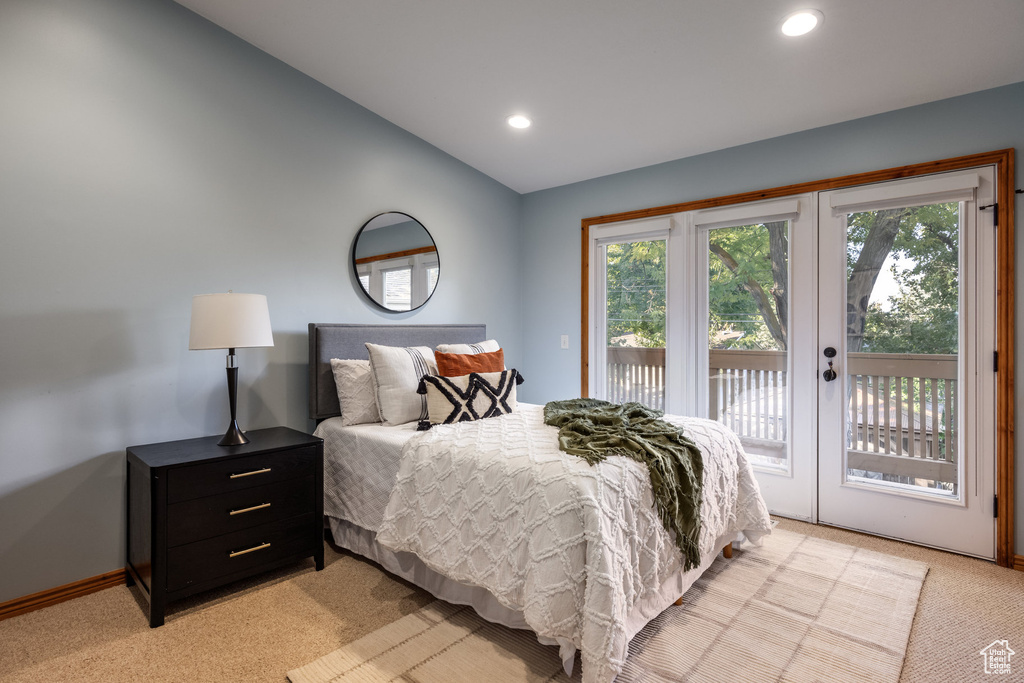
<box><xmin>851</xmin><ymin>203</ymin><xmax>959</xmax><ymax>355</ymax></box>
<box><xmin>708</xmin><ymin>224</ymin><xmax>785</xmax><ymax>350</ymax></box>
<box><xmin>603</xmin><ymin>202</ymin><xmax>959</xmax><ymax>357</ymax></box>
<box><xmin>605</xmin><ymin>240</ymin><xmax>666</xmax><ymax>348</ymax></box>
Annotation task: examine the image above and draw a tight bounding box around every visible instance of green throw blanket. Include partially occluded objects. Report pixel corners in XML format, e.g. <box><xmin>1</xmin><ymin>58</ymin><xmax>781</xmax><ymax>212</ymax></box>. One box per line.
<box><xmin>543</xmin><ymin>398</ymin><xmax>704</xmax><ymax>570</ymax></box>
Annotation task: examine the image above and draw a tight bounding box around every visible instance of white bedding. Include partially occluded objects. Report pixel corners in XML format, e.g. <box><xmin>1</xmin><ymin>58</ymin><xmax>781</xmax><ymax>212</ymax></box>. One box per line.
<box><xmin>315</xmin><ymin>417</ymin><xmax>418</xmax><ymax>531</ymax></box>
<box><xmin>374</xmin><ymin>403</ymin><xmax>772</xmax><ymax>683</ymax></box>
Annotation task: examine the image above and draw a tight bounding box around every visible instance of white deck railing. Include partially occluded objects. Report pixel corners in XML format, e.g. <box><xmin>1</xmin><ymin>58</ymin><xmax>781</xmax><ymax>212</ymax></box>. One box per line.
<box><xmin>606</xmin><ymin>346</ymin><xmax>666</xmax><ymax>410</ymax></box>
<box><xmin>606</xmin><ymin>347</ymin><xmax>958</xmax><ymax>484</ymax></box>
<box><xmin>709</xmin><ymin>350</ymin><xmax>788</xmax><ymax>443</ymax></box>
<box><xmin>845</xmin><ymin>352</ymin><xmax>957</xmax><ymax>483</ymax></box>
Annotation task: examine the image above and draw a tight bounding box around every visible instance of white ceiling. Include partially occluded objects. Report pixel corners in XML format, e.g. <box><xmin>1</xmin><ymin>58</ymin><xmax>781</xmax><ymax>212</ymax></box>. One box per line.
<box><xmin>174</xmin><ymin>0</ymin><xmax>1024</xmax><ymax>194</ymax></box>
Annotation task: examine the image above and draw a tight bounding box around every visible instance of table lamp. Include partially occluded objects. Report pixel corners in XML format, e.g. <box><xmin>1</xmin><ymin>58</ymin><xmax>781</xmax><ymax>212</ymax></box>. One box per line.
<box><xmin>189</xmin><ymin>292</ymin><xmax>274</xmax><ymax>446</ymax></box>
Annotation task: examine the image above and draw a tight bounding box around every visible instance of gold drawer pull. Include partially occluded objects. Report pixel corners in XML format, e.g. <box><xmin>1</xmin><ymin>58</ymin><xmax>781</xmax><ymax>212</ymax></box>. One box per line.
<box><xmin>229</xmin><ymin>502</ymin><xmax>271</xmax><ymax>516</ymax></box>
<box><xmin>229</xmin><ymin>542</ymin><xmax>270</xmax><ymax>558</ymax></box>
<box><xmin>229</xmin><ymin>467</ymin><xmax>271</xmax><ymax>479</ymax></box>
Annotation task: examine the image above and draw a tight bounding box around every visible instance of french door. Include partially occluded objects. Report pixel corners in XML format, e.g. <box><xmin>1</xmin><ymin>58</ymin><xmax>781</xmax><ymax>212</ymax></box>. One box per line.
<box><xmin>589</xmin><ymin>166</ymin><xmax>998</xmax><ymax>559</ymax></box>
<box><xmin>690</xmin><ymin>198</ymin><xmax>817</xmax><ymax>521</ymax></box>
<box><xmin>817</xmin><ymin>169</ymin><xmax>997</xmax><ymax>559</ymax></box>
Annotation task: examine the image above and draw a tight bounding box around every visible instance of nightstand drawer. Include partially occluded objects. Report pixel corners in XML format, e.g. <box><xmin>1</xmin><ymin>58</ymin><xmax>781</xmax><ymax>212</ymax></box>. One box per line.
<box><xmin>167</xmin><ymin>446</ymin><xmax>317</xmax><ymax>503</ymax></box>
<box><xmin>127</xmin><ymin>427</ymin><xmax>323</xmax><ymax>627</ymax></box>
<box><xmin>166</xmin><ymin>475</ymin><xmax>316</xmax><ymax>547</ymax></box>
<box><xmin>166</xmin><ymin>514</ymin><xmax>316</xmax><ymax>593</ymax></box>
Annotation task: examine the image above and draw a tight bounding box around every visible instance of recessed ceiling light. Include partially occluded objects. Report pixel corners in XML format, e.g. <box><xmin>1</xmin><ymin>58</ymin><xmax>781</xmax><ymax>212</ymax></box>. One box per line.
<box><xmin>781</xmin><ymin>9</ymin><xmax>823</xmax><ymax>37</ymax></box>
<box><xmin>507</xmin><ymin>115</ymin><xmax>532</xmax><ymax>129</ymax></box>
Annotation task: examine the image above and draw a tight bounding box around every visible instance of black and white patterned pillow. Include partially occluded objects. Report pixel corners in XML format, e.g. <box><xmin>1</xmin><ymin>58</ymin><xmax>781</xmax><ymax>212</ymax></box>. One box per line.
<box><xmin>417</xmin><ymin>369</ymin><xmax>524</xmax><ymax>430</ymax></box>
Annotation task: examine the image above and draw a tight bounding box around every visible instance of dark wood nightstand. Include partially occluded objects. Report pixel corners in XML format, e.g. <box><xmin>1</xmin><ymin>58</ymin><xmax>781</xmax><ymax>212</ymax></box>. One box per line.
<box><xmin>126</xmin><ymin>427</ymin><xmax>324</xmax><ymax>627</ymax></box>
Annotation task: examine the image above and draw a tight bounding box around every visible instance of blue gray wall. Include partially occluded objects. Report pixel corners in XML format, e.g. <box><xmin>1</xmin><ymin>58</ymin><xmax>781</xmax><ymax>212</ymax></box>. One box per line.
<box><xmin>518</xmin><ymin>81</ymin><xmax>1024</xmax><ymax>552</ymax></box>
<box><xmin>0</xmin><ymin>0</ymin><xmax>521</xmax><ymax>603</ymax></box>
<box><xmin>354</xmin><ymin>220</ymin><xmax>435</xmax><ymax>260</ymax></box>
<box><xmin>1</xmin><ymin>0</ymin><xmax>1021</xmax><ymax>605</ymax></box>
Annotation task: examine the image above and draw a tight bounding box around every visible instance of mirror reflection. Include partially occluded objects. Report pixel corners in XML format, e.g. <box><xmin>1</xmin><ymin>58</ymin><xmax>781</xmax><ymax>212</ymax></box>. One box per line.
<box><xmin>353</xmin><ymin>212</ymin><xmax>439</xmax><ymax>312</ymax></box>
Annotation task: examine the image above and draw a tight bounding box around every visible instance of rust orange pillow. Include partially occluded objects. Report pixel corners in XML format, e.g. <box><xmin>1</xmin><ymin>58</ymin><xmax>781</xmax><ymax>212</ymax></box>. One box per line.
<box><xmin>435</xmin><ymin>348</ymin><xmax>505</xmax><ymax>377</ymax></box>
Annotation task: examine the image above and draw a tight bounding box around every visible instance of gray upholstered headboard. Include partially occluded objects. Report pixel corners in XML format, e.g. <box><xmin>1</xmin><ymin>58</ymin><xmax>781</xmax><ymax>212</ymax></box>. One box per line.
<box><xmin>308</xmin><ymin>323</ymin><xmax>487</xmax><ymax>421</ymax></box>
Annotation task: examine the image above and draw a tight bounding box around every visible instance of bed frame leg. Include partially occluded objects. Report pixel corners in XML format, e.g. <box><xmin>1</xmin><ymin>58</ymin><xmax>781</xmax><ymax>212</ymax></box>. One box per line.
<box><xmin>674</xmin><ymin>543</ymin><xmax>732</xmax><ymax>608</ymax></box>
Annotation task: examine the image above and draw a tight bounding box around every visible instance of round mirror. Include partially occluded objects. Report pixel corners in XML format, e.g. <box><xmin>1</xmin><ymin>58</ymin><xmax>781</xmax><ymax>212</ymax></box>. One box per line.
<box><xmin>352</xmin><ymin>212</ymin><xmax>439</xmax><ymax>312</ymax></box>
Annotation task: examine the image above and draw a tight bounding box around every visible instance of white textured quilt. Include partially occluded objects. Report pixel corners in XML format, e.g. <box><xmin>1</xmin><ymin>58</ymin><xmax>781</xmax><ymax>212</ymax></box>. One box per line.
<box><xmin>375</xmin><ymin>403</ymin><xmax>772</xmax><ymax>683</ymax></box>
<box><xmin>315</xmin><ymin>417</ymin><xmax>418</xmax><ymax>531</ymax></box>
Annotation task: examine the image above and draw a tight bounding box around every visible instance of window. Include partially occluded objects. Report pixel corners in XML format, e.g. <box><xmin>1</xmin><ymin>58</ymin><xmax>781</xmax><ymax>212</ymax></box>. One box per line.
<box><xmin>382</xmin><ymin>266</ymin><xmax>412</xmax><ymax>311</ymax></box>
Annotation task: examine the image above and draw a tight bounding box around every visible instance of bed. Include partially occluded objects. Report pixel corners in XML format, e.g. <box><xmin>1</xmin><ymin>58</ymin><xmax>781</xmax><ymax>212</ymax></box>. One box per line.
<box><xmin>308</xmin><ymin>323</ymin><xmax>772</xmax><ymax>683</ymax></box>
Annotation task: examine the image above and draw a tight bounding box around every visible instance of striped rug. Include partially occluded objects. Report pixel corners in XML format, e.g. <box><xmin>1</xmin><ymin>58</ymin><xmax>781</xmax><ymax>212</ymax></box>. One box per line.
<box><xmin>288</xmin><ymin>529</ymin><xmax>927</xmax><ymax>683</ymax></box>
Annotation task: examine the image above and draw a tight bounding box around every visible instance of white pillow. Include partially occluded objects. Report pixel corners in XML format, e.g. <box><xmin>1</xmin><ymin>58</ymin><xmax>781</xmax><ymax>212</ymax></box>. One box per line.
<box><xmin>435</xmin><ymin>339</ymin><xmax>501</xmax><ymax>355</ymax></box>
<box><xmin>330</xmin><ymin>359</ymin><xmax>381</xmax><ymax>426</ymax></box>
<box><xmin>365</xmin><ymin>343</ymin><xmax>438</xmax><ymax>426</ymax></box>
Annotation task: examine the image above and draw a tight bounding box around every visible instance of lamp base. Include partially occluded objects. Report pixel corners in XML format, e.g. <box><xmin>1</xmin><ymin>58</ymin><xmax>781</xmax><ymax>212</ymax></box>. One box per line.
<box><xmin>218</xmin><ymin>420</ymin><xmax>249</xmax><ymax>446</ymax></box>
<box><xmin>218</xmin><ymin>355</ymin><xmax>249</xmax><ymax>446</ymax></box>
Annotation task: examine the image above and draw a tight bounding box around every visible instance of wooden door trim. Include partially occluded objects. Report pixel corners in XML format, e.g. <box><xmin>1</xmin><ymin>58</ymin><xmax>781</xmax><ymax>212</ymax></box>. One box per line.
<box><xmin>580</xmin><ymin>148</ymin><xmax>1015</xmax><ymax>566</ymax></box>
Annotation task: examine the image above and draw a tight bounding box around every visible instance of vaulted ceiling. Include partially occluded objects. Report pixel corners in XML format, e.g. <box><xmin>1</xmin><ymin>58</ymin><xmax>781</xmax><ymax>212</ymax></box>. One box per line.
<box><xmin>174</xmin><ymin>0</ymin><xmax>1024</xmax><ymax>193</ymax></box>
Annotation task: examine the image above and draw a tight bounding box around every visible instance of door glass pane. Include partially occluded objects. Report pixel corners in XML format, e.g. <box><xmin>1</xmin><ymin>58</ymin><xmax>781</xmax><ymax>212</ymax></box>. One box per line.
<box><xmin>707</xmin><ymin>222</ymin><xmax>790</xmax><ymax>471</ymax></box>
<box><xmin>844</xmin><ymin>203</ymin><xmax>959</xmax><ymax>497</ymax></box>
<box><xmin>605</xmin><ymin>240</ymin><xmax>666</xmax><ymax>410</ymax></box>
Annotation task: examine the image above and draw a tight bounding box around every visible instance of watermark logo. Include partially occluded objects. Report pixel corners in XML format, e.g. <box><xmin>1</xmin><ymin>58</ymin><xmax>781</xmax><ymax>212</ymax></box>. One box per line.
<box><xmin>981</xmin><ymin>640</ymin><xmax>1014</xmax><ymax>675</ymax></box>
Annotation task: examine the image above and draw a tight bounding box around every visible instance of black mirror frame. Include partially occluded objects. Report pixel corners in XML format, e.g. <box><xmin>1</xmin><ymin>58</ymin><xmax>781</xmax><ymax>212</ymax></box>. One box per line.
<box><xmin>352</xmin><ymin>211</ymin><xmax>440</xmax><ymax>313</ymax></box>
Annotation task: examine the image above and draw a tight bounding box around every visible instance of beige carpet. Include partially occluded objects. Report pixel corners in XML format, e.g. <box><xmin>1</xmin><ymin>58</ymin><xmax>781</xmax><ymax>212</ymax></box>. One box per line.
<box><xmin>288</xmin><ymin>529</ymin><xmax>928</xmax><ymax>683</ymax></box>
<box><xmin>2</xmin><ymin>519</ymin><xmax>1021</xmax><ymax>683</ymax></box>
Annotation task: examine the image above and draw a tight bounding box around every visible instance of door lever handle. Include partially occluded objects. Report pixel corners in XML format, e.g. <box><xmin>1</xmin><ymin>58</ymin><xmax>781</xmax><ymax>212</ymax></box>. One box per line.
<box><xmin>822</xmin><ymin>346</ymin><xmax>838</xmax><ymax>382</ymax></box>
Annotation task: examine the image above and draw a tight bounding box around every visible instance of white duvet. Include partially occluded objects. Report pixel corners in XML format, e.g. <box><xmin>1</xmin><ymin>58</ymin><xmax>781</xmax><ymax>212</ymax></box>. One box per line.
<box><xmin>375</xmin><ymin>403</ymin><xmax>772</xmax><ymax>683</ymax></box>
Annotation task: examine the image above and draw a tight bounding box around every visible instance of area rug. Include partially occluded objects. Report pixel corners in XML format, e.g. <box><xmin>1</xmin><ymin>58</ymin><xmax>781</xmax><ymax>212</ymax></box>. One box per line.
<box><xmin>288</xmin><ymin>529</ymin><xmax>928</xmax><ymax>683</ymax></box>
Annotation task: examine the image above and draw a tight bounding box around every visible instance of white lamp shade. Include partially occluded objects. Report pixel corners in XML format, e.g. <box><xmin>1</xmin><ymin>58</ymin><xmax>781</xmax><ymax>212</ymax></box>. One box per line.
<box><xmin>189</xmin><ymin>293</ymin><xmax>274</xmax><ymax>350</ymax></box>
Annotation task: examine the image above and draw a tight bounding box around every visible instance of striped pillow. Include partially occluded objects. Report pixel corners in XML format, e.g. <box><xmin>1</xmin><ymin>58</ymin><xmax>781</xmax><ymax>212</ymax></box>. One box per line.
<box><xmin>435</xmin><ymin>339</ymin><xmax>501</xmax><ymax>355</ymax></box>
<box><xmin>365</xmin><ymin>343</ymin><xmax>438</xmax><ymax>426</ymax></box>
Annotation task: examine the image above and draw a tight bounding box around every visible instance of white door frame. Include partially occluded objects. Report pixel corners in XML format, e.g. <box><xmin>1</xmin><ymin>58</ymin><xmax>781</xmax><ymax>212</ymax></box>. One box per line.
<box><xmin>582</xmin><ymin>151</ymin><xmax>1013</xmax><ymax>566</ymax></box>
<box><xmin>816</xmin><ymin>167</ymin><xmax>997</xmax><ymax>559</ymax></box>
<box><xmin>689</xmin><ymin>197</ymin><xmax>817</xmax><ymax>521</ymax></box>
